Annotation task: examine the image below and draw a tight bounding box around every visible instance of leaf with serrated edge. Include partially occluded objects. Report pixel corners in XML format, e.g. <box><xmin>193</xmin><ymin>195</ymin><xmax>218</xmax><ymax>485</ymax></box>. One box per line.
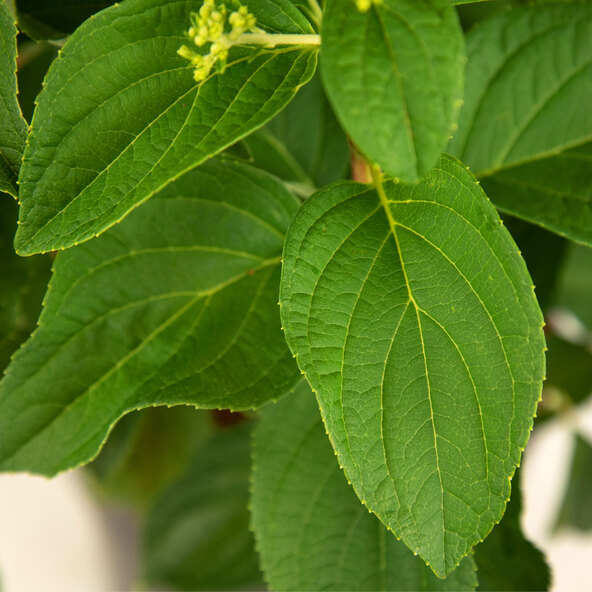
<box><xmin>320</xmin><ymin>0</ymin><xmax>464</xmax><ymax>183</ymax></box>
<box><xmin>0</xmin><ymin>0</ymin><xmax>27</xmax><ymax>197</ymax></box>
<box><xmin>252</xmin><ymin>381</ymin><xmax>478</xmax><ymax>591</ymax></box>
<box><xmin>449</xmin><ymin>2</ymin><xmax>592</xmax><ymax>245</ymax></box>
<box><xmin>280</xmin><ymin>154</ymin><xmax>545</xmax><ymax>577</ymax></box>
<box><xmin>0</xmin><ymin>160</ymin><xmax>300</xmax><ymax>476</ymax></box>
<box><xmin>15</xmin><ymin>0</ymin><xmax>317</xmax><ymax>255</ymax></box>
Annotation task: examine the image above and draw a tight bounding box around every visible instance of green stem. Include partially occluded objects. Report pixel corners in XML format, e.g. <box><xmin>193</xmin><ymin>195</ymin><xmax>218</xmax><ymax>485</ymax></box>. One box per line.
<box><xmin>233</xmin><ymin>33</ymin><xmax>321</xmax><ymax>47</ymax></box>
<box><xmin>307</xmin><ymin>0</ymin><xmax>323</xmax><ymax>27</ymax></box>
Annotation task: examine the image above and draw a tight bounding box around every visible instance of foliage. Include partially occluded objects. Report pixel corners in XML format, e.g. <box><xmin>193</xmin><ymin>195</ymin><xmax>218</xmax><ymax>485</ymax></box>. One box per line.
<box><xmin>1</xmin><ymin>0</ymin><xmax>591</xmax><ymax>589</ymax></box>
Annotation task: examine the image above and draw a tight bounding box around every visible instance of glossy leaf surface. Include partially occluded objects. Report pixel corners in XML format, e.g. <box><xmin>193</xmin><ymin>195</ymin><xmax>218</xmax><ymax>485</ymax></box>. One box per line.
<box><xmin>15</xmin><ymin>0</ymin><xmax>317</xmax><ymax>255</ymax></box>
<box><xmin>321</xmin><ymin>0</ymin><xmax>464</xmax><ymax>183</ymax></box>
<box><xmin>0</xmin><ymin>0</ymin><xmax>27</xmax><ymax>197</ymax></box>
<box><xmin>280</xmin><ymin>154</ymin><xmax>545</xmax><ymax>576</ymax></box>
<box><xmin>450</xmin><ymin>2</ymin><xmax>592</xmax><ymax>245</ymax></box>
<box><xmin>252</xmin><ymin>382</ymin><xmax>478</xmax><ymax>591</ymax></box>
<box><xmin>0</xmin><ymin>161</ymin><xmax>300</xmax><ymax>475</ymax></box>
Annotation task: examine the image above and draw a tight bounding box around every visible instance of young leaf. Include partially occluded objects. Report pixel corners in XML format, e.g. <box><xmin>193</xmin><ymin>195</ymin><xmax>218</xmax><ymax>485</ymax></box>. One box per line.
<box><xmin>0</xmin><ymin>160</ymin><xmax>300</xmax><ymax>476</ymax></box>
<box><xmin>280</xmin><ymin>154</ymin><xmax>545</xmax><ymax>576</ymax></box>
<box><xmin>449</xmin><ymin>3</ymin><xmax>592</xmax><ymax>245</ymax></box>
<box><xmin>320</xmin><ymin>0</ymin><xmax>465</xmax><ymax>183</ymax></box>
<box><xmin>15</xmin><ymin>0</ymin><xmax>116</xmax><ymax>40</ymax></box>
<box><xmin>0</xmin><ymin>0</ymin><xmax>27</xmax><ymax>197</ymax></box>
<box><xmin>15</xmin><ymin>0</ymin><xmax>317</xmax><ymax>255</ymax></box>
<box><xmin>143</xmin><ymin>423</ymin><xmax>263</xmax><ymax>591</ymax></box>
<box><xmin>252</xmin><ymin>381</ymin><xmax>478</xmax><ymax>591</ymax></box>
<box><xmin>555</xmin><ymin>434</ymin><xmax>592</xmax><ymax>531</ymax></box>
<box><xmin>473</xmin><ymin>469</ymin><xmax>550</xmax><ymax>591</ymax></box>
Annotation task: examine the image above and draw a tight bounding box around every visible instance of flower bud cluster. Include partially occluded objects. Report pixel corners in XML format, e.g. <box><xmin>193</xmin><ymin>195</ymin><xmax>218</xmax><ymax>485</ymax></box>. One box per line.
<box><xmin>177</xmin><ymin>0</ymin><xmax>258</xmax><ymax>82</ymax></box>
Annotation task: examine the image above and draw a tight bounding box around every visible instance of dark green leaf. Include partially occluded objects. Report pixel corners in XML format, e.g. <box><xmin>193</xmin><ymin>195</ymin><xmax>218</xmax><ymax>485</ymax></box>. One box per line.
<box><xmin>474</xmin><ymin>469</ymin><xmax>550</xmax><ymax>591</ymax></box>
<box><xmin>555</xmin><ymin>434</ymin><xmax>592</xmax><ymax>531</ymax></box>
<box><xmin>0</xmin><ymin>197</ymin><xmax>51</xmax><ymax>372</ymax></box>
<box><xmin>321</xmin><ymin>0</ymin><xmax>464</xmax><ymax>183</ymax></box>
<box><xmin>266</xmin><ymin>73</ymin><xmax>350</xmax><ymax>188</ymax></box>
<box><xmin>15</xmin><ymin>0</ymin><xmax>317</xmax><ymax>255</ymax></box>
<box><xmin>143</xmin><ymin>422</ymin><xmax>263</xmax><ymax>591</ymax></box>
<box><xmin>87</xmin><ymin>405</ymin><xmax>211</xmax><ymax>506</ymax></box>
<box><xmin>0</xmin><ymin>160</ymin><xmax>300</xmax><ymax>475</ymax></box>
<box><xmin>280</xmin><ymin>154</ymin><xmax>545</xmax><ymax>576</ymax></box>
<box><xmin>0</xmin><ymin>0</ymin><xmax>27</xmax><ymax>197</ymax></box>
<box><xmin>15</xmin><ymin>0</ymin><xmax>116</xmax><ymax>40</ymax></box>
<box><xmin>252</xmin><ymin>381</ymin><xmax>478</xmax><ymax>591</ymax></box>
<box><xmin>555</xmin><ymin>243</ymin><xmax>592</xmax><ymax>331</ymax></box>
<box><xmin>450</xmin><ymin>3</ymin><xmax>592</xmax><ymax>245</ymax></box>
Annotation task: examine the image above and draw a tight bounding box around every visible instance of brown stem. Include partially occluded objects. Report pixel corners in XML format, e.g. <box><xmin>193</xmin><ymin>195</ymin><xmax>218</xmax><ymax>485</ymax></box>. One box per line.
<box><xmin>349</xmin><ymin>140</ymin><xmax>373</xmax><ymax>183</ymax></box>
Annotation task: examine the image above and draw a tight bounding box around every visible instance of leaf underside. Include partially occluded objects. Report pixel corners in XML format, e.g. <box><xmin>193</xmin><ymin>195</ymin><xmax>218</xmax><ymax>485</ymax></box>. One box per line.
<box><xmin>252</xmin><ymin>381</ymin><xmax>478</xmax><ymax>591</ymax></box>
<box><xmin>15</xmin><ymin>0</ymin><xmax>317</xmax><ymax>255</ymax></box>
<box><xmin>320</xmin><ymin>0</ymin><xmax>465</xmax><ymax>183</ymax></box>
<box><xmin>0</xmin><ymin>161</ymin><xmax>300</xmax><ymax>476</ymax></box>
<box><xmin>280</xmin><ymin>154</ymin><xmax>545</xmax><ymax>577</ymax></box>
<box><xmin>450</xmin><ymin>2</ymin><xmax>592</xmax><ymax>245</ymax></box>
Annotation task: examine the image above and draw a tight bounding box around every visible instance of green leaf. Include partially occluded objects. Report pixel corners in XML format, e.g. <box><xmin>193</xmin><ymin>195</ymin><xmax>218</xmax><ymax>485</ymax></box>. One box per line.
<box><xmin>449</xmin><ymin>2</ymin><xmax>592</xmax><ymax>245</ymax></box>
<box><xmin>474</xmin><ymin>469</ymin><xmax>550</xmax><ymax>591</ymax></box>
<box><xmin>15</xmin><ymin>0</ymin><xmax>317</xmax><ymax>255</ymax></box>
<box><xmin>86</xmin><ymin>405</ymin><xmax>211</xmax><ymax>506</ymax></box>
<box><xmin>252</xmin><ymin>381</ymin><xmax>478</xmax><ymax>591</ymax></box>
<box><xmin>0</xmin><ymin>197</ymin><xmax>51</xmax><ymax>372</ymax></box>
<box><xmin>266</xmin><ymin>73</ymin><xmax>350</xmax><ymax>188</ymax></box>
<box><xmin>0</xmin><ymin>160</ymin><xmax>300</xmax><ymax>476</ymax></box>
<box><xmin>503</xmin><ymin>216</ymin><xmax>567</xmax><ymax>312</ymax></box>
<box><xmin>555</xmin><ymin>434</ymin><xmax>592</xmax><ymax>531</ymax></box>
<box><xmin>0</xmin><ymin>0</ymin><xmax>27</xmax><ymax>197</ymax></box>
<box><xmin>555</xmin><ymin>243</ymin><xmax>592</xmax><ymax>331</ymax></box>
<box><xmin>15</xmin><ymin>0</ymin><xmax>116</xmax><ymax>40</ymax></box>
<box><xmin>320</xmin><ymin>0</ymin><xmax>464</xmax><ymax>183</ymax></box>
<box><xmin>280</xmin><ymin>154</ymin><xmax>545</xmax><ymax>577</ymax></box>
<box><xmin>143</xmin><ymin>422</ymin><xmax>263</xmax><ymax>591</ymax></box>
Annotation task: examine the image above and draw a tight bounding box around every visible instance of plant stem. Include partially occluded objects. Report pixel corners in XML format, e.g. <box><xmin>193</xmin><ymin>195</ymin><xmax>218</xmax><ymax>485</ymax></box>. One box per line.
<box><xmin>233</xmin><ymin>33</ymin><xmax>321</xmax><ymax>47</ymax></box>
<box><xmin>307</xmin><ymin>0</ymin><xmax>324</xmax><ymax>27</ymax></box>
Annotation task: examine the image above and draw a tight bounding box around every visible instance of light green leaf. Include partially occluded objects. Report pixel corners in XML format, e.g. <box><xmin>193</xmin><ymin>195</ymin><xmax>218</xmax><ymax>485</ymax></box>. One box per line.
<box><xmin>555</xmin><ymin>434</ymin><xmax>592</xmax><ymax>531</ymax></box>
<box><xmin>143</xmin><ymin>422</ymin><xmax>263</xmax><ymax>591</ymax></box>
<box><xmin>449</xmin><ymin>3</ymin><xmax>592</xmax><ymax>245</ymax></box>
<box><xmin>280</xmin><ymin>154</ymin><xmax>545</xmax><ymax>576</ymax></box>
<box><xmin>0</xmin><ymin>0</ymin><xmax>27</xmax><ymax>197</ymax></box>
<box><xmin>15</xmin><ymin>0</ymin><xmax>116</xmax><ymax>40</ymax></box>
<box><xmin>0</xmin><ymin>160</ymin><xmax>300</xmax><ymax>476</ymax></box>
<box><xmin>15</xmin><ymin>0</ymin><xmax>317</xmax><ymax>255</ymax></box>
<box><xmin>474</xmin><ymin>469</ymin><xmax>550</xmax><ymax>591</ymax></box>
<box><xmin>252</xmin><ymin>381</ymin><xmax>478</xmax><ymax>591</ymax></box>
<box><xmin>320</xmin><ymin>0</ymin><xmax>464</xmax><ymax>183</ymax></box>
<box><xmin>86</xmin><ymin>405</ymin><xmax>211</xmax><ymax>506</ymax></box>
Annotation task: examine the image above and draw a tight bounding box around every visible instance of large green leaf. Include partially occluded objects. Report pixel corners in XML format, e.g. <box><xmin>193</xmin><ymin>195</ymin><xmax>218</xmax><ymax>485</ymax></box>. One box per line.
<box><xmin>15</xmin><ymin>0</ymin><xmax>116</xmax><ymax>40</ymax></box>
<box><xmin>15</xmin><ymin>0</ymin><xmax>317</xmax><ymax>255</ymax></box>
<box><xmin>143</xmin><ymin>422</ymin><xmax>263</xmax><ymax>591</ymax></box>
<box><xmin>449</xmin><ymin>2</ymin><xmax>592</xmax><ymax>245</ymax></box>
<box><xmin>474</xmin><ymin>470</ymin><xmax>550</xmax><ymax>591</ymax></box>
<box><xmin>320</xmin><ymin>0</ymin><xmax>464</xmax><ymax>183</ymax></box>
<box><xmin>252</xmin><ymin>381</ymin><xmax>478</xmax><ymax>591</ymax></box>
<box><xmin>0</xmin><ymin>160</ymin><xmax>300</xmax><ymax>476</ymax></box>
<box><xmin>280</xmin><ymin>154</ymin><xmax>545</xmax><ymax>576</ymax></box>
<box><xmin>0</xmin><ymin>197</ymin><xmax>51</xmax><ymax>372</ymax></box>
<box><xmin>0</xmin><ymin>0</ymin><xmax>27</xmax><ymax>197</ymax></box>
